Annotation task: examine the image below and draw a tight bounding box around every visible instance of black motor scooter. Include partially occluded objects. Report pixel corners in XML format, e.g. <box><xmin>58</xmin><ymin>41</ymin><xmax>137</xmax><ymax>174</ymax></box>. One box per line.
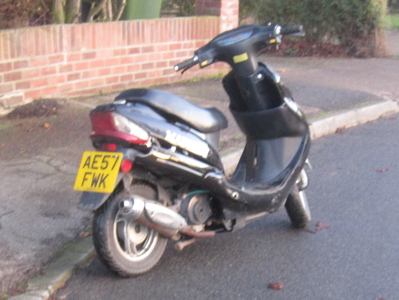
<box><xmin>74</xmin><ymin>24</ymin><xmax>311</xmax><ymax>276</ymax></box>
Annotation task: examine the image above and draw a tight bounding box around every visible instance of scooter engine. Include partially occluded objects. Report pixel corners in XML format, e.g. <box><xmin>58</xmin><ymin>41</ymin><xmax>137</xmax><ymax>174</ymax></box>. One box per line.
<box><xmin>180</xmin><ymin>192</ymin><xmax>212</xmax><ymax>225</ymax></box>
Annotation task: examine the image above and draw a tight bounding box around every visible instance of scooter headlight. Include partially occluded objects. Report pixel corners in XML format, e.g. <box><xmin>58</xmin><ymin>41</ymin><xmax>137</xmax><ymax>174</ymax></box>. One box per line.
<box><xmin>112</xmin><ymin>112</ymin><xmax>149</xmax><ymax>141</ymax></box>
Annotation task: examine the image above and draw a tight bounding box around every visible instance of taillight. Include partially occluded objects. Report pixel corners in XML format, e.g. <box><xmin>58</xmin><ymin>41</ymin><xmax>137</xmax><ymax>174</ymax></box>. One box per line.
<box><xmin>120</xmin><ymin>159</ymin><xmax>133</xmax><ymax>173</ymax></box>
<box><xmin>101</xmin><ymin>143</ymin><xmax>117</xmax><ymax>151</ymax></box>
<box><xmin>90</xmin><ymin>111</ymin><xmax>149</xmax><ymax>145</ymax></box>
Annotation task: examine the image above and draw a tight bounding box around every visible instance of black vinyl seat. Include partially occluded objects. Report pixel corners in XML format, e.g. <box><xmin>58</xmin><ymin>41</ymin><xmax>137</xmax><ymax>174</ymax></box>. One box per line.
<box><xmin>115</xmin><ymin>89</ymin><xmax>228</xmax><ymax>133</ymax></box>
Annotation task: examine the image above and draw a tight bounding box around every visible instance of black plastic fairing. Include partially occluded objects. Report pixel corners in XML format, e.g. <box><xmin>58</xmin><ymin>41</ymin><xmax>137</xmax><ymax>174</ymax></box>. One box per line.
<box><xmin>230</xmin><ymin>137</ymin><xmax>304</xmax><ymax>184</ymax></box>
<box><xmin>202</xmin><ymin>133</ymin><xmax>311</xmax><ymax>213</ymax></box>
<box><xmin>223</xmin><ymin>63</ymin><xmax>308</xmax><ymax>139</ymax></box>
<box><xmin>195</xmin><ymin>25</ymin><xmax>278</xmax><ymax>77</ymax></box>
<box><xmin>230</xmin><ymin>105</ymin><xmax>308</xmax><ymax>139</ymax></box>
<box><xmin>113</xmin><ymin>103</ymin><xmax>224</xmax><ymax>169</ymax></box>
<box><xmin>211</xmin><ymin>60</ymin><xmax>311</xmax><ymax>213</ymax></box>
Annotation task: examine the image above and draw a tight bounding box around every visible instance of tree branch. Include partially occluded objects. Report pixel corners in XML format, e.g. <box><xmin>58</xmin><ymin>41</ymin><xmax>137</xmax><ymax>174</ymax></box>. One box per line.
<box><xmin>87</xmin><ymin>0</ymin><xmax>108</xmax><ymax>22</ymax></box>
<box><xmin>114</xmin><ymin>0</ymin><xmax>127</xmax><ymax>21</ymax></box>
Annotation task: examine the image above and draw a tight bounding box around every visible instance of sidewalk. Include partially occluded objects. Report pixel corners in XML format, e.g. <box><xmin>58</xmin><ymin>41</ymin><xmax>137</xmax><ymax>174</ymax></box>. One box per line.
<box><xmin>1</xmin><ymin>53</ymin><xmax>399</xmax><ymax>299</ymax></box>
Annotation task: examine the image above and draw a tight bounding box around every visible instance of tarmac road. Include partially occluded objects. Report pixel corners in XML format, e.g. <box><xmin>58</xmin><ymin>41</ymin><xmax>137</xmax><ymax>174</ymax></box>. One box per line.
<box><xmin>54</xmin><ymin>114</ymin><xmax>399</xmax><ymax>300</ymax></box>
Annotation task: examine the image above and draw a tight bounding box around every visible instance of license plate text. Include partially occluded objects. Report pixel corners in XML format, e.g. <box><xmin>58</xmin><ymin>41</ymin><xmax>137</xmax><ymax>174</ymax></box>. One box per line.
<box><xmin>74</xmin><ymin>151</ymin><xmax>123</xmax><ymax>193</ymax></box>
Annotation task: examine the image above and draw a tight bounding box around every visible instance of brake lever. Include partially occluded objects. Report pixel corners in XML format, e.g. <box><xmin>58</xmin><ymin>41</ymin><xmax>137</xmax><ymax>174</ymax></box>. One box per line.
<box><xmin>174</xmin><ymin>55</ymin><xmax>199</xmax><ymax>73</ymax></box>
<box><xmin>181</xmin><ymin>66</ymin><xmax>190</xmax><ymax>75</ymax></box>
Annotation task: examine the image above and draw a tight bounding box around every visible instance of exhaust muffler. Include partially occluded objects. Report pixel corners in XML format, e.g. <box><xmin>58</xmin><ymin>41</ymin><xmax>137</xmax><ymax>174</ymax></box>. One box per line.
<box><xmin>119</xmin><ymin>196</ymin><xmax>188</xmax><ymax>238</ymax></box>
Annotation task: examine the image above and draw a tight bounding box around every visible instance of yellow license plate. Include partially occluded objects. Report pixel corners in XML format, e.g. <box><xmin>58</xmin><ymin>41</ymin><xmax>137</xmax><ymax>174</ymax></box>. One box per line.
<box><xmin>74</xmin><ymin>151</ymin><xmax>123</xmax><ymax>193</ymax></box>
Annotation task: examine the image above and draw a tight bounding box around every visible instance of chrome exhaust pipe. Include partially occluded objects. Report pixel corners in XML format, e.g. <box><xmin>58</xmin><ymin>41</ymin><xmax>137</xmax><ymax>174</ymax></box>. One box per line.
<box><xmin>119</xmin><ymin>196</ymin><xmax>188</xmax><ymax>238</ymax></box>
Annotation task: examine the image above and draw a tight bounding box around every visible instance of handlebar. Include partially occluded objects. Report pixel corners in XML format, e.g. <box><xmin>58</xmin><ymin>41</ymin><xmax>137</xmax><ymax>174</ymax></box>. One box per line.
<box><xmin>173</xmin><ymin>24</ymin><xmax>305</xmax><ymax>73</ymax></box>
<box><xmin>173</xmin><ymin>55</ymin><xmax>199</xmax><ymax>72</ymax></box>
<box><xmin>280</xmin><ymin>25</ymin><xmax>304</xmax><ymax>36</ymax></box>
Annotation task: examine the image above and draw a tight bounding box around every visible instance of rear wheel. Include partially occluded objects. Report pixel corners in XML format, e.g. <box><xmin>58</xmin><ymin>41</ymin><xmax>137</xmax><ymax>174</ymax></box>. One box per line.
<box><xmin>285</xmin><ymin>186</ymin><xmax>311</xmax><ymax>228</ymax></box>
<box><xmin>92</xmin><ymin>183</ymin><xmax>168</xmax><ymax>277</ymax></box>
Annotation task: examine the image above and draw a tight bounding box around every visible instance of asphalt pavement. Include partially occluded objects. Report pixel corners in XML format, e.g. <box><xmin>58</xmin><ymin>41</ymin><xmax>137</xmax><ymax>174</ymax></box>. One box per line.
<box><xmin>2</xmin><ymin>31</ymin><xmax>399</xmax><ymax>299</ymax></box>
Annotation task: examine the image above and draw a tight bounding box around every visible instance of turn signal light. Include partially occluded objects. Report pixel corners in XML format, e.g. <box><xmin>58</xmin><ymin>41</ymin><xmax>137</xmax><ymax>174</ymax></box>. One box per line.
<box><xmin>120</xmin><ymin>159</ymin><xmax>133</xmax><ymax>173</ymax></box>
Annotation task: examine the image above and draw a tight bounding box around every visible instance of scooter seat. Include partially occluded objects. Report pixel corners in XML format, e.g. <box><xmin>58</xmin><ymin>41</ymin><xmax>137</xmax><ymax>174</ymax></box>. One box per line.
<box><xmin>115</xmin><ymin>89</ymin><xmax>228</xmax><ymax>133</ymax></box>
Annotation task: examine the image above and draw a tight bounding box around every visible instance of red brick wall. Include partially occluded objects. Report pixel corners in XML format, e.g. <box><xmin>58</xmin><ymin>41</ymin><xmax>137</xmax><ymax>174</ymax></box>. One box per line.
<box><xmin>0</xmin><ymin>0</ymin><xmax>239</xmax><ymax>109</ymax></box>
<box><xmin>220</xmin><ymin>0</ymin><xmax>239</xmax><ymax>32</ymax></box>
<box><xmin>196</xmin><ymin>0</ymin><xmax>239</xmax><ymax>32</ymax></box>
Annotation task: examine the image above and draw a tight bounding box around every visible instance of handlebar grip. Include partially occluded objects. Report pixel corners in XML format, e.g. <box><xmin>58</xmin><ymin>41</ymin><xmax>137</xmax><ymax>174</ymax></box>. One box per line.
<box><xmin>174</xmin><ymin>56</ymin><xmax>198</xmax><ymax>72</ymax></box>
<box><xmin>281</xmin><ymin>25</ymin><xmax>304</xmax><ymax>35</ymax></box>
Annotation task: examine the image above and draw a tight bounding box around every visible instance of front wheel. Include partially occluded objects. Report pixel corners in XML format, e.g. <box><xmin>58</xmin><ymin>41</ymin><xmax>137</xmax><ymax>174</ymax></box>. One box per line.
<box><xmin>285</xmin><ymin>186</ymin><xmax>311</xmax><ymax>228</ymax></box>
<box><xmin>92</xmin><ymin>183</ymin><xmax>168</xmax><ymax>277</ymax></box>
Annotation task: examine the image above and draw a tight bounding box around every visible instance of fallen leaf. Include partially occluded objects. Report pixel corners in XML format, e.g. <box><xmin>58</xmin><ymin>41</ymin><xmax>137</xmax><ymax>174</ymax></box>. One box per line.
<box><xmin>268</xmin><ymin>282</ymin><xmax>284</xmax><ymax>290</ymax></box>
<box><xmin>306</xmin><ymin>221</ymin><xmax>331</xmax><ymax>234</ymax></box>
<box><xmin>79</xmin><ymin>231</ymin><xmax>91</xmax><ymax>238</ymax></box>
<box><xmin>335</xmin><ymin>127</ymin><xmax>346</xmax><ymax>134</ymax></box>
<box><xmin>315</xmin><ymin>221</ymin><xmax>330</xmax><ymax>231</ymax></box>
<box><xmin>376</xmin><ymin>168</ymin><xmax>388</xmax><ymax>173</ymax></box>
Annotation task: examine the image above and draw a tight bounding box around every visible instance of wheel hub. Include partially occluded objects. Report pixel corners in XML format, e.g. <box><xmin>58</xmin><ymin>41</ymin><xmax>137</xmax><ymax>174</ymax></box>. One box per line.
<box><xmin>126</xmin><ymin>221</ymin><xmax>148</xmax><ymax>244</ymax></box>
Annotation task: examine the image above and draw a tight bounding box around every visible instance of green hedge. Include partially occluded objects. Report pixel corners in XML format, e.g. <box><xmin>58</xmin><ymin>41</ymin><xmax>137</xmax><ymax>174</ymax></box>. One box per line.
<box><xmin>241</xmin><ymin>0</ymin><xmax>387</xmax><ymax>55</ymax></box>
<box><xmin>389</xmin><ymin>0</ymin><xmax>399</xmax><ymax>10</ymax></box>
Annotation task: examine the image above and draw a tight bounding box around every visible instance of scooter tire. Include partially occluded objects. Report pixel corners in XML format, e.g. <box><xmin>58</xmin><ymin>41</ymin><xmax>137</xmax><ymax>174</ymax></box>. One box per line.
<box><xmin>92</xmin><ymin>183</ymin><xmax>168</xmax><ymax>277</ymax></box>
<box><xmin>285</xmin><ymin>186</ymin><xmax>311</xmax><ymax>228</ymax></box>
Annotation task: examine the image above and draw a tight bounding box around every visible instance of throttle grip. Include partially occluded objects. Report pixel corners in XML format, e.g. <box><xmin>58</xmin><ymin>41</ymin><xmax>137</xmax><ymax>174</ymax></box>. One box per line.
<box><xmin>281</xmin><ymin>25</ymin><xmax>304</xmax><ymax>35</ymax></box>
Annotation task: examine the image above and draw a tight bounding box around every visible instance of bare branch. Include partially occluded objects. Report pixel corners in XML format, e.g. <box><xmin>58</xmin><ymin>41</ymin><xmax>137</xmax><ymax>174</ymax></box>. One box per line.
<box><xmin>114</xmin><ymin>0</ymin><xmax>127</xmax><ymax>21</ymax></box>
<box><xmin>87</xmin><ymin>0</ymin><xmax>108</xmax><ymax>22</ymax></box>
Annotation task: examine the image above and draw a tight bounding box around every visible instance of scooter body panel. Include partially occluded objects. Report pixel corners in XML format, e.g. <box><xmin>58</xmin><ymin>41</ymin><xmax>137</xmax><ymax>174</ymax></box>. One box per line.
<box><xmin>91</xmin><ymin>101</ymin><xmax>225</xmax><ymax>170</ymax></box>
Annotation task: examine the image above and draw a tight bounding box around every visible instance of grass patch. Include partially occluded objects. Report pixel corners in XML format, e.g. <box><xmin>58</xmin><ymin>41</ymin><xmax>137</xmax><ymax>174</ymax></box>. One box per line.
<box><xmin>387</xmin><ymin>14</ymin><xmax>399</xmax><ymax>29</ymax></box>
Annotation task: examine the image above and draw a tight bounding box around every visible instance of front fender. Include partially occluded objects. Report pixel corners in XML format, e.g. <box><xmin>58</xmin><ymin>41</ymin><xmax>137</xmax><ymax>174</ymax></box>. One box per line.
<box><xmin>77</xmin><ymin>172</ymin><xmax>133</xmax><ymax>211</ymax></box>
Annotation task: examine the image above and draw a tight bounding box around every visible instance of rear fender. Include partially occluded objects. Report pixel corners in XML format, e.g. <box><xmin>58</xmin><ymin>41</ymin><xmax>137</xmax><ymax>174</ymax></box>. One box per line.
<box><xmin>77</xmin><ymin>172</ymin><xmax>133</xmax><ymax>211</ymax></box>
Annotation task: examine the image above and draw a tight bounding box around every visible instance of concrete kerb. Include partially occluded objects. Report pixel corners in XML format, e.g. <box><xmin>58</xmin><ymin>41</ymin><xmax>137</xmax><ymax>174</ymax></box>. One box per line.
<box><xmin>309</xmin><ymin>99</ymin><xmax>399</xmax><ymax>140</ymax></box>
<box><xmin>9</xmin><ymin>237</ymin><xmax>96</xmax><ymax>300</ymax></box>
<box><xmin>8</xmin><ymin>99</ymin><xmax>399</xmax><ymax>300</ymax></box>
